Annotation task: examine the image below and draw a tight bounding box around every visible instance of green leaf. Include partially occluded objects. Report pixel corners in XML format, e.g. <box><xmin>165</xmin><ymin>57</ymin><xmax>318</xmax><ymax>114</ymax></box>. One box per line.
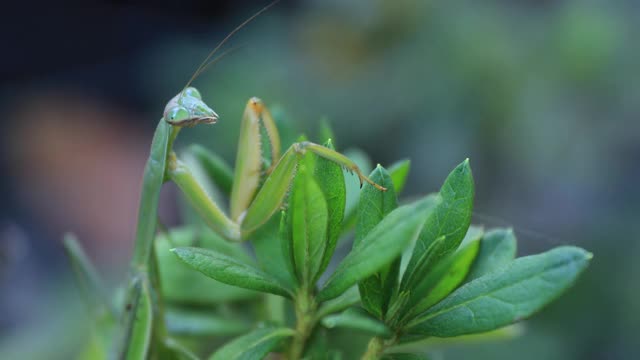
<box><xmin>407</xmin><ymin>246</ymin><xmax>592</xmax><ymax>337</ymax></box>
<box><xmin>270</xmin><ymin>105</ymin><xmax>298</xmax><ymax>150</ymax></box>
<box><xmin>197</xmin><ymin>226</ymin><xmax>254</xmax><ymax>262</ymax></box>
<box><xmin>189</xmin><ymin>144</ymin><xmax>234</xmax><ymax>196</ymax></box>
<box><xmin>280</xmin><ymin>209</ymin><xmax>297</xmax><ymax>284</ymax></box>
<box><xmin>314</xmin><ymin>140</ymin><xmax>347</xmax><ymax>280</ymax></box>
<box><xmin>251</xmin><ymin>214</ymin><xmax>297</xmax><ymax>289</ymax></box>
<box><xmin>394</xmin><ymin>324</ymin><xmax>524</xmax><ymax>349</ymax></box>
<box><xmin>317</xmin><ymin>195</ymin><xmax>441</xmax><ymax>302</ymax></box>
<box><xmin>459</xmin><ymin>225</ymin><xmax>484</xmax><ymax>248</ymax></box>
<box><xmin>264</xmin><ymin>294</ymin><xmax>287</xmax><ymax>325</ymax></box>
<box><xmin>124</xmin><ymin>280</ymin><xmax>153</xmax><ymax>360</ymax></box>
<box><xmin>466</xmin><ymin>228</ymin><xmax>517</xmax><ymax>281</ymax></box>
<box><xmin>355</xmin><ymin>165</ymin><xmax>398</xmax><ymax>318</ymax></box>
<box><xmin>316</xmin><ymin>286</ymin><xmax>361</xmax><ymax>319</ymax></box>
<box><xmin>165</xmin><ymin>308</ymin><xmax>250</xmax><ymax>336</ymax></box>
<box><xmin>355</xmin><ymin>166</ymin><xmax>398</xmax><ymax>243</ymax></box>
<box><xmin>391</xmin><ymin>235</ymin><xmax>446</xmax><ymax>321</ymax></box>
<box><xmin>388</xmin><ymin>159</ymin><xmax>411</xmax><ymax>194</ymax></box>
<box><xmin>171</xmin><ymin>247</ymin><xmax>293</xmax><ymax>298</ymax></box>
<box><xmin>409</xmin><ymin>240</ymin><xmax>481</xmax><ymax>316</ymax></box>
<box><xmin>322</xmin><ymin>308</ymin><xmax>391</xmax><ymax>337</ymax></box>
<box><xmin>209</xmin><ymin>326</ymin><xmax>295</xmax><ymax>360</ymax></box>
<box><xmin>291</xmin><ymin>164</ymin><xmax>329</xmax><ymax>284</ymax></box>
<box><xmin>401</xmin><ymin>159</ymin><xmax>474</xmax><ymax>293</ymax></box>
<box><xmin>157</xmin><ymin>229</ymin><xmax>257</xmax><ymax>304</ymax></box>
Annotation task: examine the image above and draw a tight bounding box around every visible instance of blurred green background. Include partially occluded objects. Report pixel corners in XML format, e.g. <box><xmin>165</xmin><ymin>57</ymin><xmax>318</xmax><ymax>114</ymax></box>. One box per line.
<box><xmin>1</xmin><ymin>0</ymin><xmax>638</xmax><ymax>358</ymax></box>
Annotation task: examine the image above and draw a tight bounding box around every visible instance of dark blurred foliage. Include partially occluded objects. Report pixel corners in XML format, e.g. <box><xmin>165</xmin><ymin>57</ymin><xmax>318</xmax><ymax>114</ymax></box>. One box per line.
<box><xmin>1</xmin><ymin>0</ymin><xmax>639</xmax><ymax>358</ymax></box>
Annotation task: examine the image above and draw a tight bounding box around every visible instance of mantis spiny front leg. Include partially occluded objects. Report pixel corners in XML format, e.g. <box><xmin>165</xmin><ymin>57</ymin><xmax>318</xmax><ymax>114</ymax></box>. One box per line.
<box><xmin>164</xmin><ymin>91</ymin><xmax>386</xmax><ymax>242</ymax></box>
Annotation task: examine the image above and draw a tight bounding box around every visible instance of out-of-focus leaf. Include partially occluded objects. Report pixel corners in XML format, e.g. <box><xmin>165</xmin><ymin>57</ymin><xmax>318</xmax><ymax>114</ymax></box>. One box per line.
<box><xmin>322</xmin><ymin>308</ymin><xmax>391</xmax><ymax>337</ymax></box>
<box><xmin>316</xmin><ymin>287</ymin><xmax>361</xmax><ymax>319</ymax></box>
<box><xmin>388</xmin><ymin>159</ymin><xmax>411</xmax><ymax>194</ymax></box>
<box><xmin>189</xmin><ymin>144</ymin><xmax>234</xmax><ymax>197</ymax></box>
<box><xmin>209</xmin><ymin>326</ymin><xmax>295</xmax><ymax>360</ymax></box>
<box><xmin>163</xmin><ymin>338</ymin><xmax>200</xmax><ymax>360</ymax></box>
<box><xmin>63</xmin><ymin>233</ymin><xmax>115</xmax><ymax>320</ymax></box>
<box><xmin>466</xmin><ymin>228</ymin><xmax>517</xmax><ymax>281</ymax></box>
<box><xmin>394</xmin><ymin>324</ymin><xmax>524</xmax><ymax>350</ymax></box>
<box><xmin>318</xmin><ymin>195</ymin><xmax>441</xmax><ymax>302</ymax></box>
<box><xmin>314</xmin><ymin>140</ymin><xmax>347</xmax><ymax>280</ymax></box>
<box><xmin>407</xmin><ymin>246</ymin><xmax>592</xmax><ymax>337</ymax></box>
<box><xmin>401</xmin><ymin>159</ymin><xmax>474</xmax><ymax>292</ymax></box>
<box><xmin>270</xmin><ymin>105</ymin><xmax>298</xmax><ymax>150</ymax></box>
<box><xmin>78</xmin><ymin>330</ymin><xmax>110</xmax><ymax>360</ymax></box>
<box><xmin>251</xmin><ymin>214</ymin><xmax>296</xmax><ymax>289</ymax></box>
<box><xmin>171</xmin><ymin>247</ymin><xmax>293</xmax><ymax>298</ymax></box>
<box><xmin>355</xmin><ymin>165</ymin><xmax>398</xmax><ymax>318</ymax></box>
<box><xmin>302</xmin><ymin>327</ymin><xmax>330</xmax><ymax>360</ymax></box>
<box><xmin>165</xmin><ymin>308</ymin><xmax>250</xmax><ymax>336</ymax></box>
<box><xmin>264</xmin><ymin>294</ymin><xmax>287</xmax><ymax>325</ymax></box>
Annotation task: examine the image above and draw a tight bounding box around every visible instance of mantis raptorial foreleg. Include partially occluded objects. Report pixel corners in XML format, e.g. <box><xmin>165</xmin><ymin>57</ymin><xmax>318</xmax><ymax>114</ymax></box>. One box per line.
<box><xmin>164</xmin><ymin>91</ymin><xmax>386</xmax><ymax>242</ymax></box>
<box><xmin>168</xmin><ymin>152</ymin><xmax>241</xmax><ymax>241</ymax></box>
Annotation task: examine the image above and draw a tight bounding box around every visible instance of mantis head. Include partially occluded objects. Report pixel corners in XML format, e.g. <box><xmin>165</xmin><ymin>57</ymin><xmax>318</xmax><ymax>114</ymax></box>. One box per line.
<box><xmin>163</xmin><ymin>87</ymin><xmax>219</xmax><ymax>127</ymax></box>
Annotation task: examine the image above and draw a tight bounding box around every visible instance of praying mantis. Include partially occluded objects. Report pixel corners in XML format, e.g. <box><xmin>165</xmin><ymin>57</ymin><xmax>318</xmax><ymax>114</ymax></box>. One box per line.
<box><xmin>164</xmin><ymin>89</ymin><xmax>387</xmax><ymax>242</ymax></box>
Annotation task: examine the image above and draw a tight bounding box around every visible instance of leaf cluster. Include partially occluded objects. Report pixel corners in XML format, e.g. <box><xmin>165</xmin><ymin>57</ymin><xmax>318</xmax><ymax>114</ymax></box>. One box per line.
<box><xmin>64</xmin><ymin>118</ymin><xmax>591</xmax><ymax>360</ymax></box>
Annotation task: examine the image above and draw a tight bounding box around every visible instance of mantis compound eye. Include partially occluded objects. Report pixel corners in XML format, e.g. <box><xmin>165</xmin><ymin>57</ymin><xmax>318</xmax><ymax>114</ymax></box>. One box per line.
<box><xmin>166</xmin><ymin>106</ymin><xmax>190</xmax><ymax>123</ymax></box>
<box><xmin>184</xmin><ymin>87</ymin><xmax>202</xmax><ymax>100</ymax></box>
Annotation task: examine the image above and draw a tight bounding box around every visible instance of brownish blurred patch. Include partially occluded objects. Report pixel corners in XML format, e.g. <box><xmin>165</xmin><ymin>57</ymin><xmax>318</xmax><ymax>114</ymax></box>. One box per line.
<box><xmin>5</xmin><ymin>91</ymin><xmax>175</xmax><ymax>271</ymax></box>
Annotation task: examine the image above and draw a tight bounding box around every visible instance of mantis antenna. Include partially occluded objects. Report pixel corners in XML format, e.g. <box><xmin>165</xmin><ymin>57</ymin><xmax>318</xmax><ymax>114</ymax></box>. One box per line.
<box><xmin>180</xmin><ymin>0</ymin><xmax>281</xmax><ymax>96</ymax></box>
<box><xmin>188</xmin><ymin>45</ymin><xmax>244</xmax><ymax>81</ymax></box>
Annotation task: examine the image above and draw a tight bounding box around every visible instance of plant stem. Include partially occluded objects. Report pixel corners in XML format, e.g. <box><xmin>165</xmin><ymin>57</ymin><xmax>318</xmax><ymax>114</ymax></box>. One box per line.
<box><xmin>362</xmin><ymin>335</ymin><xmax>398</xmax><ymax>360</ymax></box>
<box><xmin>289</xmin><ymin>290</ymin><xmax>317</xmax><ymax>360</ymax></box>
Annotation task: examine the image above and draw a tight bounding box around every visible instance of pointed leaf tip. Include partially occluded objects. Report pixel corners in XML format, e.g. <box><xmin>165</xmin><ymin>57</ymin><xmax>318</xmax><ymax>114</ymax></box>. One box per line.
<box><xmin>318</xmin><ymin>195</ymin><xmax>440</xmax><ymax>302</ymax></box>
<box><xmin>407</xmin><ymin>246</ymin><xmax>591</xmax><ymax>337</ymax></box>
<box><xmin>172</xmin><ymin>246</ymin><xmax>293</xmax><ymax>298</ymax></box>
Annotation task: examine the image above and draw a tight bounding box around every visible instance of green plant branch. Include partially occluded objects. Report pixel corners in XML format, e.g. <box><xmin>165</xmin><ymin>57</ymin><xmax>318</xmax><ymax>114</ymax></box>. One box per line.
<box><xmin>361</xmin><ymin>335</ymin><xmax>398</xmax><ymax>360</ymax></box>
<box><xmin>362</xmin><ymin>336</ymin><xmax>386</xmax><ymax>360</ymax></box>
<box><xmin>289</xmin><ymin>289</ymin><xmax>318</xmax><ymax>359</ymax></box>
